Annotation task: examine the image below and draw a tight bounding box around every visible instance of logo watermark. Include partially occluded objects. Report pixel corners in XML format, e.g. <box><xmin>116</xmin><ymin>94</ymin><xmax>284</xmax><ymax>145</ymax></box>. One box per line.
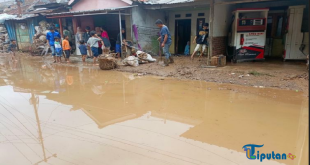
<box><xmin>242</xmin><ymin>144</ymin><xmax>296</xmax><ymax>162</ymax></box>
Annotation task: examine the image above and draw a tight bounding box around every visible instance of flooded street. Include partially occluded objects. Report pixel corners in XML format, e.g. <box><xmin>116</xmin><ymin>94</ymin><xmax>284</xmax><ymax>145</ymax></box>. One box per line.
<box><xmin>0</xmin><ymin>55</ymin><xmax>308</xmax><ymax>165</ymax></box>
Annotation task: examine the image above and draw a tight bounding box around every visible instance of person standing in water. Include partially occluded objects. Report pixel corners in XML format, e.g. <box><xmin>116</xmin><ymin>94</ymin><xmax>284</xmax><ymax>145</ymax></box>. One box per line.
<box><xmin>87</xmin><ymin>31</ymin><xmax>103</xmax><ymax>64</ymax></box>
<box><xmin>7</xmin><ymin>39</ymin><xmax>17</xmax><ymax>61</ymax></box>
<box><xmin>62</xmin><ymin>35</ymin><xmax>71</xmax><ymax>63</ymax></box>
<box><xmin>155</xmin><ymin>19</ymin><xmax>173</xmax><ymax>66</ymax></box>
<box><xmin>54</xmin><ymin>37</ymin><xmax>62</xmax><ymax>63</ymax></box>
<box><xmin>46</xmin><ymin>26</ymin><xmax>61</xmax><ymax>63</ymax></box>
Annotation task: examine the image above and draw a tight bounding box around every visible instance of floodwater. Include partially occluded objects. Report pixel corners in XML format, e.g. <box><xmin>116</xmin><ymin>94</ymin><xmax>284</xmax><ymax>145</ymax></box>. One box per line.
<box><xmin>0</xmin><ymin>55</ymin><xmax>308</xmax><ymax>165</ymax></box>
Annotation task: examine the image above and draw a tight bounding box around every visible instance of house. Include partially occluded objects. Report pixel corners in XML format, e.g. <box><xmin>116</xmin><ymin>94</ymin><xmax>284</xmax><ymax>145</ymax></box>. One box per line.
<box><xmin>1</xmin><ymin>0</ymin><xmax>69</xmax><ymax>51</ymax></box>
<box><xmin>133</xmin><ymin>0</ymin><xmax>309</xmax><ymax>60</ymax></box>
<box><xmin>1</xmin><ymin>0</ymin><xmax>309</xmax><ymax>61</ymax></box>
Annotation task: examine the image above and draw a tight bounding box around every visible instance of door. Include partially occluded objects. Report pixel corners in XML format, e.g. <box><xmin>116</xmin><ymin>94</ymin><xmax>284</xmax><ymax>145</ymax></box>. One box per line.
<box><xmin>175</xmin><ymin>19</ymin><xmax>191</xmax><ymax>54</ymax></box>
<box><xmin>265</xmin><ymin>13</ymin><xmax>286</xmax><ymax>57</ymax></box>
<box><xmin>15</xmin><ymin>22</ymin><xmax>30</xmax><ymax>51</ymax></box>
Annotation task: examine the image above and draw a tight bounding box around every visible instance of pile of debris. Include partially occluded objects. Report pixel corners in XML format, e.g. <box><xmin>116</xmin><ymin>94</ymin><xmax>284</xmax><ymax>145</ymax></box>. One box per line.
<box><xmin>122</xmin><ymin>50</ymin><xmax>156</xmax><ymax>67</ymax></box>
<box><xmin>30</xmin><ymin>20</ymin><xmax>49</xmax><ymax>55</ymax></box>
<box><xmin>99</xmin><ymin>48</ymin><xmax>118</xmax><ymax>70</ymax></box>
<box><xmin>0</xmin><ymin>24</ymin><xmax>9</xmax><ymax>53</ymax></box>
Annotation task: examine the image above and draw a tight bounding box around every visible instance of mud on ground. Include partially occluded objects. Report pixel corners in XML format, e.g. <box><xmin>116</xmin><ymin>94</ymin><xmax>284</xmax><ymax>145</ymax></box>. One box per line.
<box><xmin>117</xmin><ymin>56</ymin><xmax>309</xmax><ymax>93</ymax></box>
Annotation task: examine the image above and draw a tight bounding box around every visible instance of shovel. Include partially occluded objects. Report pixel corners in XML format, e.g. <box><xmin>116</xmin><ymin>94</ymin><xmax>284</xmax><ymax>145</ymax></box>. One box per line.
<box><xmin>158</xmin><ymin>41</ymin><xmax>164</xmax><ymax>65</ymax></box>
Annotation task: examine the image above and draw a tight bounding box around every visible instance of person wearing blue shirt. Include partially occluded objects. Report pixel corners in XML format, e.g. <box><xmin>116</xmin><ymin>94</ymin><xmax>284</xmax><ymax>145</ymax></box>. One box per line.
<box><xmin>78</xmin><ymin>40</ymin><xmax>87</xmax><ymax>62</ymax></box>
<box><xmin>46</xmin><ymin>26</ymin><xmax>61</xmax><ymax>63</ymax></box>
<box><xmin>156</xmin><ymin>19</ymin><xmax>173</xmax><ymax>66</ymax></box>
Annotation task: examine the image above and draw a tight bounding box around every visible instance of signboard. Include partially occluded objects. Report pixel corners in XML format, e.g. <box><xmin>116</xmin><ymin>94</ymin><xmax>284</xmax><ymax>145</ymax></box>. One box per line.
<box><xmin>236</xmin><ymin>32</ymin><xmax>266</xmax><ymax>49</ymax></box>
<box><xmin>235</xmin><ymin>32</ymin><xmax>266</xmax><ymax>60</ymax></box>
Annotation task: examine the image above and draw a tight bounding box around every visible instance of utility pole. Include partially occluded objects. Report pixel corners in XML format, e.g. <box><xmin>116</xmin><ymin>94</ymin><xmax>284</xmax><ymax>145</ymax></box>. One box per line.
<box><xmin>16</xmin><ymin>0</ymin><xmax>22</xmax><ymax>18</ymax></box>
<box><xmin>208</xmin><ymin>0</ymin><xmax>214</xmax><ymax>65</ymax></box>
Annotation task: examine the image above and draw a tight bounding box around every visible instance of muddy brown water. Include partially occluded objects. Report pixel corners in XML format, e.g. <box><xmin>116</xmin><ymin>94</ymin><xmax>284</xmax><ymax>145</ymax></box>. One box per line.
<box><xmin>0</xmin><ymin>55</ymin><xmax>308</xmax><ymax>165</ymax></box>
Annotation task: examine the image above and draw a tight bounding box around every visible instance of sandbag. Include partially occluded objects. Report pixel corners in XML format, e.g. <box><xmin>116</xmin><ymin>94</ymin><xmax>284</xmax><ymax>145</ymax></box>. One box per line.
<box><xmin>123</xmin><ymin>56</ymin><xmax>139</xmax><ymax>67</ymax></box>
<box><xmin>136</xmin><ymin>50</ymin><xmax>156</xmax><ymax>62</ymax></box>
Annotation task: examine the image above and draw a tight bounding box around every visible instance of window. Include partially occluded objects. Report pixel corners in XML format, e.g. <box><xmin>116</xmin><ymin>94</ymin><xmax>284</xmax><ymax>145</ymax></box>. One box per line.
<box><xmin>198</xmin><ymin>13</ymin><xmax>205</xmax><ymax>17</ymax></box>
<box><xmin>175</xmin><ymin>14</ymin><xmax>181</xmax><ymax>18</ymax></box>
<box><xmin>186</xmin><ymin>14</ymin><xmax>192</xmax><ymax>17</ymax></box>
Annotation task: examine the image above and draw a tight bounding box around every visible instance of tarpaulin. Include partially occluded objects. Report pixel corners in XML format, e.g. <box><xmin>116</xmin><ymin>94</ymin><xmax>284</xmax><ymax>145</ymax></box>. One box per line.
<box><xmin>4</xmin><ymin>21</ymin><xmax>17</xmax><ymax>41</ymax></box>
<box><xmin>132</xmin><ymin>24</ymin><xmax>141</xmax><ymax>50</ymax></box>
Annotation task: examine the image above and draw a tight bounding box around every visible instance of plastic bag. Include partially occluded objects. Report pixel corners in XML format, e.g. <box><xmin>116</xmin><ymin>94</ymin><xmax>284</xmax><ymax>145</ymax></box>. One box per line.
<box><xmin>123</xmin><ymin>56</ymin><xmax>139</xmax><ymax>67</ymax></box>
<box><xmin>136</xmin><ymin>50</ymin><xmax>156</xmax><ymax>62</ymax></box>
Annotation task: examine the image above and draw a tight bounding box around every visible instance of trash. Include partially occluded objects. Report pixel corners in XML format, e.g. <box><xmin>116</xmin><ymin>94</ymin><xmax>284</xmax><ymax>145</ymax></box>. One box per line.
<box><xmin>98</xmin><ymin>55</ymin><xmax>118</xmax><ymax>70</ymax></box>
<box><xmin>0</xmin><ymin>24</ymin><xmax>9</xmax><ymax>53</ymax></box>
<box><xmin>30</xmin><ymin>20</ymin><xmax>50</xmax><ymax>55</ymax></box>
<box><xmin>123</xmin><ymin>56</ymin><xmax>139</xmax><ymax>67</ymax></box>
<box><xmin>259</xmin><ymin>86</ymin><xmax>264</xmax><ymax>88</ymax></box>
<box><xmin>136</xmin><ymin>50</ymin><xmax>156</xmax><ymax>62</ymax></box>
<box><xmin>238</xmin><ymin>75</ymin><xmax>244</xmax><ymax>78</ymax></box>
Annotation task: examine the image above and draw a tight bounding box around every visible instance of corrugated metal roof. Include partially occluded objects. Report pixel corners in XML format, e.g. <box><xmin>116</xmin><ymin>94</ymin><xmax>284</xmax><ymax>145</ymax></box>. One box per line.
<box><xmin>46</xmin><ymin>5</ymin><xmax>136</xmax><ymax>16</ymax></box>
<box><xmin>135</xmin><ymin>0</ymin><xmax>194</xmax><ymax>5</ymax></box>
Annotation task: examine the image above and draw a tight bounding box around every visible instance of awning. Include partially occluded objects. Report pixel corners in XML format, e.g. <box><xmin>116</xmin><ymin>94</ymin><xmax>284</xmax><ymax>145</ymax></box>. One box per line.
<box><xmin>46</xmin><ymin>5</ymin><xmax>137</xmax><ymax>18</ymax></box>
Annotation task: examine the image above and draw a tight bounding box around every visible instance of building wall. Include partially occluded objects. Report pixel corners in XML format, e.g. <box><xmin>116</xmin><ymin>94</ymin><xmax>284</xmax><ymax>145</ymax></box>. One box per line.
<box><xmin>132</xmin><ymin>6</ymin><xmax>165</xmax><ymax>55</ymax></box>
<box><xmin>240</xmin><ymin>0</ymin><xmax>309</xmax><ymax>32</ymax></box>
<box><xmin>71</xmin><ymin>0</ymin><xmax>129</xmax><ymax>11</ymax></box>
<box><xmin>168</xmin><ymin>9</ymin><xmax>209</xmax><ymax>54</ymax></box>
<box><xmin>212</xmin><ymin>3</ymin><xmax>236</xmax><ymax>56</ymax></box>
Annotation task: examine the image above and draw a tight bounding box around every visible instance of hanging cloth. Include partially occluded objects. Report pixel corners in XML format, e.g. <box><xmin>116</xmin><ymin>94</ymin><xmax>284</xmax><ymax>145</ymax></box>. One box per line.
<box><xmin>132</xmin><ymin>24</ymin><xmax>141</xmax><ymax>50</ymax></box>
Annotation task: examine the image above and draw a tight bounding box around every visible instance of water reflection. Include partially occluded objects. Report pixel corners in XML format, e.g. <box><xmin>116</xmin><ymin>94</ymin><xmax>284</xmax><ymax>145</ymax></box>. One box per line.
<box><xmin>0</xmin><ymin>56</ymin><xmax>308</xmax><ymax>165</ymax></box>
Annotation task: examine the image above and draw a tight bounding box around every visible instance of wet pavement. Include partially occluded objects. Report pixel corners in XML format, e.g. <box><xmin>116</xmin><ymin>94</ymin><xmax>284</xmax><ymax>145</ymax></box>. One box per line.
<box><xmin>0</xmin><ymin>54</ymin><xmax>308</xmax><ymax>165</ymax></box>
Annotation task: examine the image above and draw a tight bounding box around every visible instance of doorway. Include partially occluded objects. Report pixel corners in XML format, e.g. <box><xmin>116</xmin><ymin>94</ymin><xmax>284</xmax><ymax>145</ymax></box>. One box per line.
<box><xmin>265</xmin><ymin>10</ymin><xmax>287</xmax><ymax>58</ymax></box>
<box><xmin>175</xmin><ymin>19</ymin><xmax>191</xmax><ymax>54</ymax></box>
<box><xmin>15</xmin><ymin>22</ymin><xmax>30</xmax><ymax>51</ymax></box>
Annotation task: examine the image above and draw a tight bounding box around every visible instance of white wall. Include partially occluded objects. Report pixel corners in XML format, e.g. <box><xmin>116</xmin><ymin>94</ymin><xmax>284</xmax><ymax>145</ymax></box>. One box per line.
<box><xmin>132</xmin><ymin>6</ymin><xmax>165</xmax><ymax>55</ymax></box>
<box><xmin>213</xmin><ymin>4</ymin><xmax>236</xmax><ymax>37</ymax></box>
<box><xmin>168</xmin><ymin>9</ymin><xmax>209</xmax><ymax>54</ymax></box>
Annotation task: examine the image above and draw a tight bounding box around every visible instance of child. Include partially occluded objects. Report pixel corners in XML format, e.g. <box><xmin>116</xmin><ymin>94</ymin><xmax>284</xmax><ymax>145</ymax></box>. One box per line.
<box><xmin>54</xmin><ymin>37</ymin><xmax>62</xmax><ymax>63</ymax></box>
<box><xmin>7</xmin><ymin>40</ymin><xmax>17</xmax><ymax>61</ymax></box>
<box><xmin>184</xmin><ymin>41</ymin><xmax>190</xmax><ymax>56</ymax></box>
<box><xmin>79</xmin><ymin>40</ymin><xmax>87</xmax><ymax>62</ymax></box>
<box><xmin>62</xmin><ymin>35</ymin><xmax>71</xmax><ymax>63</ymax></box>
<box><xmin>87</xmin><ymin>31</ymin><xmax>103</xmax><ymax>64</ymax></box>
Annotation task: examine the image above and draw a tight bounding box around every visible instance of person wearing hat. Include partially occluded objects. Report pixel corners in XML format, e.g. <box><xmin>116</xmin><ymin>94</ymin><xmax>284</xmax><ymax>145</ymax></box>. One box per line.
<box><xmin>191</xmin><ymin>23</ymin><xmax>209</xmax><ymax>60</ymax></box>
<box><xmin>155</xmin><ymin>19</ymin><xmax>173</xmax><ymax>66</ymax></box>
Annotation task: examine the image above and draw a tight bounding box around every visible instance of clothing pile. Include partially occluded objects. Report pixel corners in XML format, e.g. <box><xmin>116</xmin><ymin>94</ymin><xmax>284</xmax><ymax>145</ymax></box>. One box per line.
<box><xmin>31</xmin><ymin>20</ymin><xmax>50</xmax><ymax>55</ymax></box>
<box><xmin>0</xmin><ymin>24</ymin><xmax>9</xmax><ymax>53</ymax></box>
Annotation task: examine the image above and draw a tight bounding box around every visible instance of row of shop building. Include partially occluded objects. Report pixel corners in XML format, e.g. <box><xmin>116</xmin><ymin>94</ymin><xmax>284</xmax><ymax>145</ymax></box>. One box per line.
<box><xmin>0</xmin><ymin>0</ymin><xmax>309</xmax><ymax>61</ymax></box>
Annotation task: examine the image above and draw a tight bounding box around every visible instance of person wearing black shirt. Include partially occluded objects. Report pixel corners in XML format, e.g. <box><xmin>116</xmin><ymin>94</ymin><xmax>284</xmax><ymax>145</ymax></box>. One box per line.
<box><xmin>191</xmin><ymin>23</ymin><xmax>209</xmax><ymax>60</ymax></box>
